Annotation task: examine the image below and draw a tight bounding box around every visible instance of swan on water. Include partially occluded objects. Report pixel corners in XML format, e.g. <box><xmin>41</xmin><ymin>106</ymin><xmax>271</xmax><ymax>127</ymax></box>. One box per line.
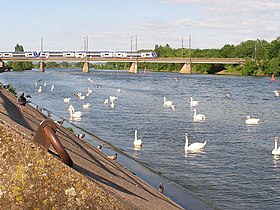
<box><xmin>110</xmin><ymin>96</ymin><xmax>118</xmax><ymax>102</ymax></box>
<box><xmin>69</xmin><ymin>109</ymin><xmax>83</xmax><ymax>118</ymax></box>
<box><xmin>163</xmin><ymin>97</ymin><xmax>173</xmax><ymax>107</ymax></box>
<box><xmin>88</xmin><ymin>77</ymin><xmax>93</xmax><ymax>83</ymax></box>
<box><xmin>68</xmin><ymin>104</ymin><xmax>75</xmax><ymax>113</ymax></box>
<box><xmin>38</xmin><ymin>86</ymin><xmax>42</xmax><ymax>93</ymax></box>
<box><xmin>87</xmin><ymin>87</ymin><xmax>93</xmax><ymax>94</ymax></box>
<box><xmin>111</xmin><ymin>100</ymin><xmax>115</xmax><ymax>109</ymax></box>
<box><xmin>193</xmin><ymin>109</ymin><xmax>206</xmax><ymax>122</ymax></box>
<box><xmin>190</xmin><ymin>97</ymin><xmax>199</xmax><ymax>107</ymax></box>
<box><xmin>184</xmin><ymin>133</ymin><xmax>207</xmax><ymax>151</ymax></box>
<box><xmin>104</xmin><ymin>99</ymin><xmax>109</xmax><ymax>106</ymax></box>
<box><xmin>51</xmin><ymin>84</ymin><xmax>55</xmax><ymax>91</ymax></box>
<box><xmin>134</xmin><ymin>130</ymin><xmax>142</xmax><ymax>148</ymax></box>
<box><xmin>83</xmin><ymin>103</ymin><xmax>90</xmax><ymax>109</ymax></box>
<box><xmin>64</xmin><ymin>98</ymin><xmax>70</xmax><ymax>103</ymax></box>
<box><xmin>273</xmin><ymin>90</ymin><xmax>280</xmax><ymax>96</ymax></box>
<box><xmin>272</xmin><ymin>137</ymin><xmax>280</xmax><ymax>155</ymax></box>
<box><xmin>245</xmin><ymin>115</ymin><xmax>260</xmax><ymax>125</ymax></box>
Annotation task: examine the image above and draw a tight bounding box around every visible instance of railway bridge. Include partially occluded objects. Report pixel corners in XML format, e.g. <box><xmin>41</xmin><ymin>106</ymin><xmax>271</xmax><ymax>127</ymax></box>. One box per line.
<box><xmin>0</xmin><ymin>56</ymin><xmax>245</xmax><ymax>74</ymax></box>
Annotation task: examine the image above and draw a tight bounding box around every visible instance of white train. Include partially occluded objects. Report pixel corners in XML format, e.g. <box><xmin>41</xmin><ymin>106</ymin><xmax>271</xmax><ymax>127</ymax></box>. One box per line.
<box><xmin>0</xmin><ymin>51</ymin><xmax>157</xmax><ymax>59</ymax></box>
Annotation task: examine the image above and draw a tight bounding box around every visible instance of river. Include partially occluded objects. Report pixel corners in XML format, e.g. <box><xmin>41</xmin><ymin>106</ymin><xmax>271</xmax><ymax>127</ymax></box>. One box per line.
<box><xmin>1</xmin><ymin>68</ymin><xmax>280</xmax><ymax>209</ymax></box>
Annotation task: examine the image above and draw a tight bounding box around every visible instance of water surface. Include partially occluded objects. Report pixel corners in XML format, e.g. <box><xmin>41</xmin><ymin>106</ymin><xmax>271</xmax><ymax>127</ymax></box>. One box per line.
<box><xmin>1</xmin><ymin>69</ymin><xmax>280</xmax><ymax>209</ymax></box>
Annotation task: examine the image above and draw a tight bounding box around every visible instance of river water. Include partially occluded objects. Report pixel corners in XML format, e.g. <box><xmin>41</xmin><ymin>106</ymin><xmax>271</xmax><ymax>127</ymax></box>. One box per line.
<box><xmin>1</xmin><ymin>68</ymin><xmax>280</xmax><ymax>209</ymax></box>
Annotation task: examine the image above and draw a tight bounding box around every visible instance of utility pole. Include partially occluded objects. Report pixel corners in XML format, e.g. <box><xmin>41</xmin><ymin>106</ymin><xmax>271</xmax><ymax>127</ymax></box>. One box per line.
<box><xmin>40</xmin><ymin>38</ymin><xmax>43</xmax><ymax>52</ymax></box>
<box><xmin>135</xmin><ymin>35</ymin><xmax>138</xmax><ymax>52</ymax></box>
<box><xmin>182</xmin><ymin>36</ymin><xmax>184</xmax><ymax>58</ymax></box>
<box><xmin>130</xmin><ymin>36</ymin><xmax>133</xmax><ymax>52</ymax></box>
<box><xmin>84</xmin><ymin>36</ymin><xmax>89</xmax><ymax>52</ymax></box>
<box><xmin>188</xmin><ymin>35</ymin><xmax>191</xmax><ymax>63</ymax></box>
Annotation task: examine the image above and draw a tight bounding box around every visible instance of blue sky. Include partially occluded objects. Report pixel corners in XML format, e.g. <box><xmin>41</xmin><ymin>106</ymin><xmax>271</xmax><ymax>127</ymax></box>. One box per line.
<box><xmin>1</xmin><ymin>0</ymin><xmax>280</xmax><ymax>51</ymax></box>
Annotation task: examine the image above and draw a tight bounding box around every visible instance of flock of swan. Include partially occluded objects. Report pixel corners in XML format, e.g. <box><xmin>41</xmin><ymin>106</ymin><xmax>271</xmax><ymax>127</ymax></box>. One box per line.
<box><xmin>163</xmin><ymin>95</ymin><xmax>207</xmax><ymax>152</ymax></box>
<box><xmin>162</xmin><ymin>92</ymin><xmax>264</xmax><ymax>154</ymax></box>
<box><xmin>33</xmin><ymin>76</ymin><xmax>280</xmax><ymax>157</ymax></box>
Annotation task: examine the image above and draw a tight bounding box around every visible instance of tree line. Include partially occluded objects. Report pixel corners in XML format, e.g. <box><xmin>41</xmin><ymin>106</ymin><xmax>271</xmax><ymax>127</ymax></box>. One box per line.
<box><xmin>6</xmin><ymin>37</ymin><xmax>280</xmax><ymax>75</ymax></box>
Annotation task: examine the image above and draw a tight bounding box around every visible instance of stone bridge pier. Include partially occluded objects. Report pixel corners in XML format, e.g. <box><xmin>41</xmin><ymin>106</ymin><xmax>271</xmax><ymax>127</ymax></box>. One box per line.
<box><xmin>129</xmin><ymin>62</ymin><xmax>138</xmax><ymax>73</ymax></box>
<box><xmin>0</xmin><ymin>59</ymin><xmax>6</xmax><ymax>72</ymax></box>
<box><xmin>40</xmin><ymin>61</ymin><xmax>45</xmax><ymax>72</ymax></box>
<box><xmin>179</xmin><ymin>63</ymin><xmax>192</xmax><ymax>74</ymax></box>
<box><xmin>82</xmin><ymin>61</ymin><xmax>90</xmax><ymax>73</ymax></box>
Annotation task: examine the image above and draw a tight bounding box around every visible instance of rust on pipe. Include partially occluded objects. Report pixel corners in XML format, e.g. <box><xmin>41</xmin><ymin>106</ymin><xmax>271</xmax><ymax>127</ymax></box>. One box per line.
<box><xmin>43</xmin><ymin>125</ymin><xmax>73</xmax><ymax>167</ymax></box>
<box><xmin>32</xmin><ymin>119</ymin><xmax>73</xmax><ymax>167</ymax></box>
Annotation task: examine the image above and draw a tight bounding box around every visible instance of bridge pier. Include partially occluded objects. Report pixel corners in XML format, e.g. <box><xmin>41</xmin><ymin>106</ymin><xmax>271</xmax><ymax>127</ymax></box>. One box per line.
<box><xmin>179</xmin><ymin>63</ymin><xmax>192</xmax><ymax>74</ymax></box>
<box><xmin>40</xmin><ymin>61</ymin><xmax>45</xmax><ymax>72</ymax></box>
<box><xmin>129</xmin><ymin>62</ymin><xmax>138</xmax><ymax>73</ymax></box>
<box><xmin>82</xmin><ymin>61</ymin><xmax>90</xmax><ymax>73</ymax></box>
<box><xmin>0</xmin><ymin>59</ymin><xmax>6</xmax><ymax>72</ymax></box>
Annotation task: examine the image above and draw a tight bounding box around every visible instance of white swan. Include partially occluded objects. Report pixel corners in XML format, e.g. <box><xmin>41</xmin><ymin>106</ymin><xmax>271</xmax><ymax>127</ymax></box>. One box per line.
<box><xmin>184</xmin><ymin>133</ymin><xmax>207</xmax><ymax>151</ymax></box>
<box><xmin>68</xmin><ymin>104</ymin><xmax>75</xmax><ymax>113</ymax></box>
<box><xmin>64</xmin><ymin>97</ymin><xmax>70</xmax><ymax>103</ymax></box>
<box><xmin>104</xmin><ymin>99</ymin><xmax>109</xmax><ymax>106</ymax></box>
<box><xmin>110</xmin><ymin>96</ymin><xmax>118</xmax><ymax>102</ymax></box>
<box><xmin>273</xmin><ymin>90</ymin><xmax>280</xmax><ymax>96</ymax></box>
<box><xmin>190</xmin><ymin>97</ymin><xmax>199</xmax><ymax>107</ymax></box>
<box><xmin>245</xmin><ymin>115</ymin><xmax>260</xmax><ymax>125</ymax></box>
<box><xmin>88</xmin><ymin>77</ymin><xmax>93</xmax><ymax>83</ymax></box>
<box><xmin>87</xmin><ymin>87</ymin><xmax>93</xmax><ymax>94</ymax></box>
<box><xmin>272</xmin><ymin>137</ymin><xmax>280</xmax><ymax>155</ymax></box>
<box><xmin>193</xmin><ymin>109</ymin><xmax>206</xmax><ymax>122</ymax></box>
<box><xmin>69</xmin><ymin>109</ymin><xmax>83</xmax><ymax>118</ymax></box>
<box><xmin>51</xmin><ymin>84</ymin><xmax>55</xmax><ymax>91</ymax></box>
<box><xmin>134</xmin><ymin>130</ymin><xmax>142</xmax><ymax>148</ymax></box>
<box><xmin>111</xmin><ymin>101</ymin><xmax>115</xmax><ymax>109</ymax></box>
<box><xmin>164</xmin><ymin>97</ymin><xmax>173</xmax><ymax>107</ymax></box>
<box><xmin>38</xmin><ymin>86</ymin><xmax>42</xmax><ymax>93</ymax></box>
<box><xmin>83</xmin><ymin>103</ymin><xmax>90</xmax><ymax>109</ymax></box>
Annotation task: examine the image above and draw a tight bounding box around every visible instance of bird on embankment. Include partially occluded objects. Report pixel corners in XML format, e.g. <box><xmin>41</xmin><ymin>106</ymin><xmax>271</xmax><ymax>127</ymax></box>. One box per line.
<box><xmin>54</xmin><ymin>119</ymin><xmax>64</xmax><ymax>126</ymax></box>
<box><xmin>97</xmin><ymin>144</ymin><xmax>103</xmax><ymax>150</ymax></box>
<box><xmin>17</xmin><ymin>93</ymin><xmax>27</xmax><ymax>111</ymax></box>
<box><xmin>108</xmin><ymin>153</ymin><xmax>118</xmax><ymax>160</ymax></box>
<box><xmin>76</xmin><ymin>133</ymin><xmax>85</xmax><ymax>139</ymax></box>
<box><xmin>158</xmin><ymin>182</ymin><xmax>164</xmax><ymax>194</ymax></box>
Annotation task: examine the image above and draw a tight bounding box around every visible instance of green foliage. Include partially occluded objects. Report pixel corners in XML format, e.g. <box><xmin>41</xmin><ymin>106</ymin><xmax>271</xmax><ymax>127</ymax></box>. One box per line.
<box><xmin>67</xmin><ymin>127</ymin><xmax>74</xmax><ymax>132</ymax></box>
<box><xmin>15</xmin><ymin>44</ymin><xmax>24</xmax><ymax>52</ymax></box>
<box><xmin>6</xmin><ymin>61</ymin><xmax>33</xmax><ymax>71</ymax></box>
<box><xmin>5</xmin><ymin>83</ymin><xmax>17</xmax><ymax>95</ymax></box>
<box><xmin>45</xmin><ymin>62</ymin><xmax>60</xmax><ymax>68</ymax></box>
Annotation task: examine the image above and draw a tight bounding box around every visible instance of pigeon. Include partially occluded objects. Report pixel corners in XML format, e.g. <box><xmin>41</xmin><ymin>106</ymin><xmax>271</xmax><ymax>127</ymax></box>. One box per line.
<box><xmin>54</xmin><ymin>119</ymin><xmax>64</xmax><ymax>126</ymax></box>
<box><xmin>17</xmin><ymin>93</ymin><xmax>27</xmax><ymax>111</ymax></box>
<box><xmin>159</xmin><ymin>182</ymin><xmax>164</xmax><ymax>194</ymax></box>
<box><xmin>77</xmin><ymin>133</ymin><xmax>85</xmax><ymax>139</ymax></box>
<box><xmin>108</xmin><ymin>153</ymin><xmax>118</xmax><ymax>160</ymax></box>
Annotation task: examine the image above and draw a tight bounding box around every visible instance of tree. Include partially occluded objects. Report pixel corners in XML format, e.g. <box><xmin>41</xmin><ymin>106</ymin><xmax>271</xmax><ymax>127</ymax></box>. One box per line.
<box><xmin>15</xmin><ymin>44</ymin><xmax>24</xmax><ymax>52</ymax></box>
<box><xmin>220</xmin><ymin>44</ymin><xmax>235</xmax><ymax>58</ymax></box>
<box><xmin>11</xmin><ymin>44</ymin><xmax>33</xmax><ymax>70</ymax></box>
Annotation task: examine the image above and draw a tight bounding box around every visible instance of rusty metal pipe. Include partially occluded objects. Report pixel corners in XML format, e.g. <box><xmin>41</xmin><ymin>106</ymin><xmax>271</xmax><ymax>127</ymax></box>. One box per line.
<box><xmin>44</xmin><ymin>125</ymin><xmax>73</xmax><ymax>167</ymax></box>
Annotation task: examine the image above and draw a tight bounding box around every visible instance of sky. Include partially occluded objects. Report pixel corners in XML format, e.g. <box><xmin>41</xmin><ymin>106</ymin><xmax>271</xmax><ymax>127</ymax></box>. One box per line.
<box><xmin>1</xmin><ymin>0</ymin><xmax>280</xmax><ymax>52</ymax></box>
